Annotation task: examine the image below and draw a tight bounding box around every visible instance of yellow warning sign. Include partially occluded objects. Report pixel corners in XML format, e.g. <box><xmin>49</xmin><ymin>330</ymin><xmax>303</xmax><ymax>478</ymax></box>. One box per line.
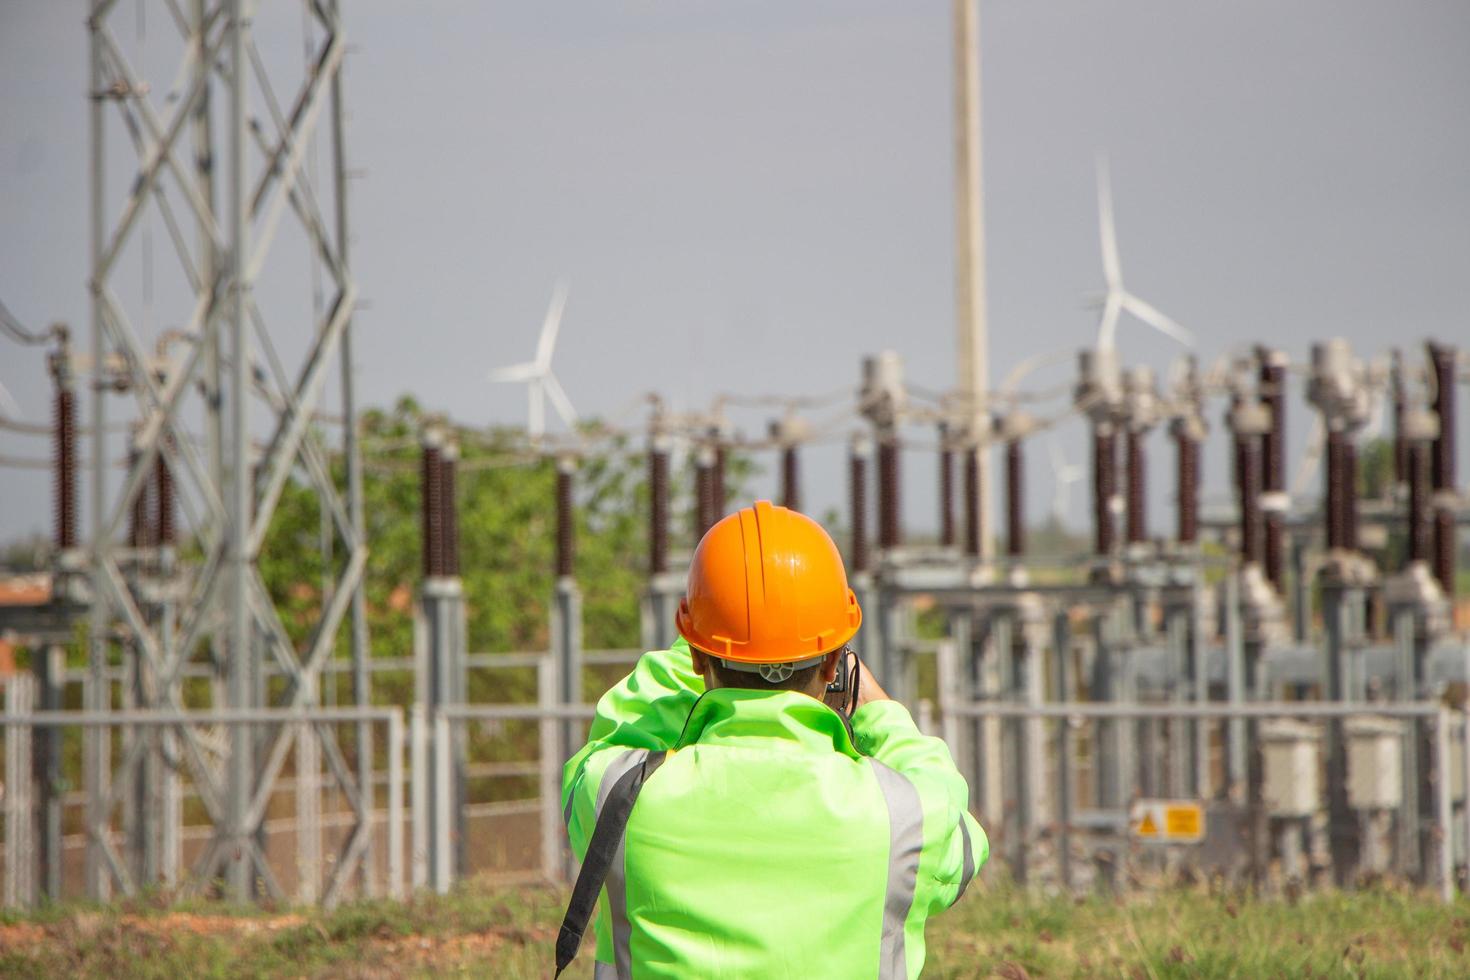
<box><xmin>1129</xmin><ymin>800</ymin><xmax>1205</xmax><ymax>843</ymax></box>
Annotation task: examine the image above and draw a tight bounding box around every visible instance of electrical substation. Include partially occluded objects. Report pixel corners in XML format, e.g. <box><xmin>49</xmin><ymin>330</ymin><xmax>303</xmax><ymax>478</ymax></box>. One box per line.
<box><xmin>2</xmin><ymin>1</ymin><xmax>1470</xmax><ymax>915</ymax></box>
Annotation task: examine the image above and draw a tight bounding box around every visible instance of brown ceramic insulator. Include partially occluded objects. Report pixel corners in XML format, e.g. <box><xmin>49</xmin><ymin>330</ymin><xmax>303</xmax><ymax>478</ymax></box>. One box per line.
<box><xmin>1237</xmin><ymin>433</ymin><xmax>1263</xmax><ymax>565</ymax></box>
<box><xmin>1125</xmin><ymin>429</ymin><xmax>1147</xmax><ymax>545</ymax></box>
<box><xmin>1258</xmin><ymin>351</ymin><xmax>1286</xmax><ymax>586</ymax></box>
<box><xmin>53</xmin><ymin>386</ymin><xmax>76</xmax><ymax>550</ymax></box>
<box><xmin>694</xmin><ymin>454</ymin><xmax>715</xmax><ymax>541</ymax></box>
<box><xmin>849</xmin><ymin>447</ymin><xmax>869</xmax><ymax>572</ymax></box>
<box><xmin>1093</xmin><ymin>424</ymin><xmax>1116</xmax><ymax>556</ymax></box>
<box><xmin>711</xmin><ymin>441</ymin><xmax>727</xmax><ymax>520</ymax></box>
<box><xmin>1428</xmin><ymin>342</ymin><xmax>1458</xmax><ymax>594</ymax></box>
<box><xmin>1343</xmin><ymin>440</ymin><xmax>1359</xmax><ymax>553</ymax></box>
<box><xmin>648</xmin><ymin>448</ymin><xmax>669</xmax><ymax>575</ymax></box>
<box><xmin>1324</xmin><ymin>429</ymin><xmax>1345</xmax><ymax>551</ymax></box>
<box><xmin>781</xmin><ymin>445</ymin><xmax>801</xmax><ymax>513</ymax></box>
<box><xmin>877</xmin><ymin>438</ymin><xmax>901</xmax><ymax>550</ymax></box>
<box><xmin>963</xmin><ymin>446</ymin><xmax>980</xmax><ymax>557</ymax></box>
<box><xmin>127</xmin><ymin>442</ymin><xmax>152</xmax><ymax>550</ymax></box>
<box><xmin>1429</xmin><ymin>343</ymin><xmax>1457</xmax><ymax>493</ymax></box>
<box><xmin>1175</xmin><ymin>430</ymin><xmax>1199</xmax><ymax>545</ymax></box>
<box><xmin>1393</xmin><ymin>389</ymin><xmax>1407</xmax><ymax>487</ymax></box>
<box><xmin>938</xmin><ymin>442</ymin><xmax>955</xmax><ymax>548</ymax></box>
<box><xmin>421</xmin><ymin>443</ymin><xmax>443</xmax><ymax>578</ymax></box>
<box><xmin>555</xmin><ymin>463</ymin><xmax>574</xmax><ymax>579</ymax></box>
<box><xmin>155</xmin><ymin>444</ymin><xmax>175</xmax><ymax>547</ymax></box>
<box><xmin>1433</xmin><ymin>508</ymin><xmax>1455</xmax><ymax>596</ymax></box>
<box><xmin>1006</xmin><ymin>439</ymin><xmax>1024</xmax><ymax>557</ymax></box>
<box><xmin>1407</xmin><ymin>439</ymin><xmax>1431</xmax><ymax>565</ymax></box>
<box><xmin>440</xmin><ymin>451</ymin><xmax>459</xmax><ymax>577</ymax></box>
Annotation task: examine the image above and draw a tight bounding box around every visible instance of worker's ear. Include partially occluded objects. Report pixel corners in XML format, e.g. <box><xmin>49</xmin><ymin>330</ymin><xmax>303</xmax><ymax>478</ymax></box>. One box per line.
<box><xmin>689</xmin><ymin>648</ymin><xmax>709</xmax><ymax>675</ymax></box>
<box><xmin>820</xmin><ymin>651</ymin><xmax>840</xmax><ymax>685</ymax></box>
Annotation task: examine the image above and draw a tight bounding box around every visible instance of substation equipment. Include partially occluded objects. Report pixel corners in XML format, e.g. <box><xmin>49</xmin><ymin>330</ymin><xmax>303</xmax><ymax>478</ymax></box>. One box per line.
<box><xmin>3</xmin><ymin>8</ymin><xmax>1470</xmax><ymax>910</ymax></box>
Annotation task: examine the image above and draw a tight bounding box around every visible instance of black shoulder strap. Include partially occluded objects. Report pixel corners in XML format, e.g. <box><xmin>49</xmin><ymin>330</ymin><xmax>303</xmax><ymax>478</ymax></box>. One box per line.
<box><xmin>554</xmin><ymin>749</ymin><xmax>667</xmax><ymax>978</ymax></box>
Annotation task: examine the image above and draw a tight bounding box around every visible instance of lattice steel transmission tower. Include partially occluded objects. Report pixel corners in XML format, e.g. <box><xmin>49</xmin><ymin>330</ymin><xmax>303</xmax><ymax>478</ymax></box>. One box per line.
<box><xmin>84</xmin><ymin>0</ymin><xmax>370</xmax><ymax>903</ymax></box>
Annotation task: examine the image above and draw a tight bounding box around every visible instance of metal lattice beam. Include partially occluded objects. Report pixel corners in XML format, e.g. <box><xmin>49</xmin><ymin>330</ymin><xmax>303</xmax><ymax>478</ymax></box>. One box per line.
<box><xmin>85</xmin><ymin>0</ymin><xmax>370</xmax><ymax>902</ymax></box>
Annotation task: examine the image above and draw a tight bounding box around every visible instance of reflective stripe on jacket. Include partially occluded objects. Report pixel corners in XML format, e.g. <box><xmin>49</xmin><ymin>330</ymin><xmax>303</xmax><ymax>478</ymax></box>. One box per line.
<box><xmin>562</xmin><ymin>639</ymin><xmax>987</xmax><ymax>978</ymax></box>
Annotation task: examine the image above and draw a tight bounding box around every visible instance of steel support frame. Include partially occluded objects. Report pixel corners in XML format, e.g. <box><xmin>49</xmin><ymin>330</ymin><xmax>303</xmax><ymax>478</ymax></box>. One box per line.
<box><xmin>86</xmin><ymin>0</ymin><xmax>370</xmax><ymax>903</ymax></box>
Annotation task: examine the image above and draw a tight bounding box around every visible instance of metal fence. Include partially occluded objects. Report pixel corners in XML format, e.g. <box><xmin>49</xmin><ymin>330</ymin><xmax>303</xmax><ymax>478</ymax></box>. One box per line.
<box><xmin>0</xmin><ymin>681</ymin><xmax>405</xmax><ymax>908</ymax></box>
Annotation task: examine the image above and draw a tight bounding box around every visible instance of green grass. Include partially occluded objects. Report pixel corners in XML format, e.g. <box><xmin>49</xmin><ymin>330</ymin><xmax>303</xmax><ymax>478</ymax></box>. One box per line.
<box><xmin>2</xmin><ymin>882</ymin><xmax>1468</xmax><ymax>978</ymax></box>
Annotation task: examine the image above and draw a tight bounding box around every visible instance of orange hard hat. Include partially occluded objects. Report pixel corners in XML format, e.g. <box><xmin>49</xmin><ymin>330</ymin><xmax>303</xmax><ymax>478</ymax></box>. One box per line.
<box><xmin>676</xmin><ymin>500</ymin><xmax>862</xmax><ymax>664</ymax></box>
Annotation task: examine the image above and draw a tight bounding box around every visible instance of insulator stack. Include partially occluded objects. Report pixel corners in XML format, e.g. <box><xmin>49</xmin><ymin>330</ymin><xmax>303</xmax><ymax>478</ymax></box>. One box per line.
<box><xmin>1174</xmin><ymin>424</ymin><xmax>1199</xmax><ymax>545</ymax></box>
<box><xmin>1005</xmin><ymin>439</ymin><xmax>1024</xmax><ymax>557</ymax></box>
<box><xmin>155</xmin><ymin>445</ymin><xmax>175</xmax><ymax>547</ymax></box>
<box><xmin>555</xmin><ymin>457</ymin><xmax>575</xmax><ymax>579</ymax></box>
<box><xmin>1258</xmin><ymin>348</ymin><xmax>1287</xmax><ymax>588</ymax></box>
<box><xmin>1236</xmin><ymin>430</ymin><xmax>1263</xmax><ymax>565</ymax></box>
<box><xmin>1428</xmin><ymin>342</ymin><xmax>1458</xmax><ymax>594</ymax></box>
<box><xmin>938</xmin><ymin>429</ymin><xmax>955</xmax><ymax>548</ymax></box>
<box><xmin>711</xmin><ymin>435</ymin><xmax>727</xmax><ymax>521</ymax></box>
<box><xmin>1324</xmin><ymin>429</ymin><xmax>1347</xmax><ymax>551</ymax></box>
<box><xmin>962</xmin><ymin>446</ymin><xmax>980</xmax><ymax>557</ymax></box>
<box><xmin>781</xmin><ymin>445</ymin><xmax>801</xmax><ymax>513</ymax></box>
<box><xmin>421</xmin><ymin>431</ymin><xmax>445</xmax><ymax>578</ymax></box>
<box><xmin>1125</xmin><ymin>429</ymin><xmax>1146</xmax><ymax>544</ymax></box>
<box><xmin>877</xmin><ymin>437</ymin><xmax>900</xmax><ymax>550</ymax></box>
<box><xmin>1342</xmin><ymin>439</ymin><xmax>1359</xmax><ymax>553</ymax></box>
<box><xmin>1092</xmin><ymin>423</ymin><xmax>1117</xmax><ymax>556</ymax></box>
<box><xmin>53</xmin><ymin>385</ymin><xmax>77</xmax><ymax>551</ymax></box>
<box><xmin>127</xmin><ymin>434</ymin><xmax>153</xmax><ymax>550</ymax></box>
<box><xmin>440</xmin><ymin>442</ymin><xmax>460</xmax><ymax>577</ymax></box>
<box><xmin>694</xmin><ymin>445</ymin><xmax>716</xmax><ymax>541</ymax></box>
<box><xmin>849</xmin><ymin>438</ymin><xmax>870</xmax><ymax>573</ymax></box>
<box><xmin>648</xmin><ymin>442</ymin><xmax>669</xmax><ymax>575</ymax></box>
<box><xmin>1405</xmin><ymin>412</ymin><xmax>1436</xmax><ymax>565</ymax></box>
<box><xmin>1391</xmin><ymin>350</ymin><xmax>1408</xmax><ymax>487</ymax></box>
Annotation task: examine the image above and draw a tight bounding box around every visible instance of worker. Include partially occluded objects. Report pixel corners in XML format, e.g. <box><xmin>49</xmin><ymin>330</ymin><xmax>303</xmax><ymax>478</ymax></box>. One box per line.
<box><xmin>558</xmin><ymin>500</ymin><xmax>986</xmax><ymax>978</ymax></box>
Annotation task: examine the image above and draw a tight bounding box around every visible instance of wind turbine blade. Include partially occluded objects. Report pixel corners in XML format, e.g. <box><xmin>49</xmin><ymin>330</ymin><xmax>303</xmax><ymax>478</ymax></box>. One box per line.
<box><xmin>0</xmin><ymin>381</ymin><xmax>21</xmax><ymax>418</ymax></box>
<box><xmin>489</xmin><ymin>362</ymin><xmax>541</xmax><ymax>383</ymax></box>
<box><xmin>1096</xmin><ymin>153</ymin><xmax>1122</xmax><ymax>292</ymax></box>
<box><xmin>543</xmin><ymin>373</ymin><xmax>578</xmax><ymax>428</ymax></box>
<box><xmin>1121</xmin><ymin>293</ymin><xmax>1195</xmax><ymax>348</ymax></box>
<box><xmin>535</xmin><ymin>280</ymin><xmax>571</xmax><ymax>369</ymax></box>
<box><xmin>1097</xmin><ymin>290</ymin><xmax>1123</xmax><ymax>352</ymax></box>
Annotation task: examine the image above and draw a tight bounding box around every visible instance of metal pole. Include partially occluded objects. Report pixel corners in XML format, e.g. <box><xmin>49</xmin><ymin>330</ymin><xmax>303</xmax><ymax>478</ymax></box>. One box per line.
<box><xmin>1051</xmin><ymin>610</ymin><xmax>1074</xmax><ymax>892</ymax></box>
<box><xmin>86</xmin><ymin>0</ymin><xmax>111</xmax><ymax>901</ymax></box>
<box><xmin>953</xmin><ymin>0</ymin><xmax>992</xmax><ymax>564</ymax></box>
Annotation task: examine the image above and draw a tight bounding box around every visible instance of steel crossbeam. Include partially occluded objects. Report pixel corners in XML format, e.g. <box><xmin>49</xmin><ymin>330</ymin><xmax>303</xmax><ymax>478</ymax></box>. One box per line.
<box><xmin>84</xmin><ymin>0</ymin><xmax>370</xmax><ymax>902</ymax></box>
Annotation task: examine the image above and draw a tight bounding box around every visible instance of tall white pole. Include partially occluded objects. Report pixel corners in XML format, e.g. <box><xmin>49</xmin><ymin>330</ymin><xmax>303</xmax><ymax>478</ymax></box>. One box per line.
<box><xmin>954</xmin><ymin>0</ymin><xmax>993</xmax><ymax>562</ymax></box>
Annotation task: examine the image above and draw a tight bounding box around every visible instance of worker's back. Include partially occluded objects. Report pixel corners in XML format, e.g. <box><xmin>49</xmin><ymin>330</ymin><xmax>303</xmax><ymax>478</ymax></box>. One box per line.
<box><xmin>562</xmin><ymin>643</ymin><xmax>987</xmax><ymax>979</ymax></box>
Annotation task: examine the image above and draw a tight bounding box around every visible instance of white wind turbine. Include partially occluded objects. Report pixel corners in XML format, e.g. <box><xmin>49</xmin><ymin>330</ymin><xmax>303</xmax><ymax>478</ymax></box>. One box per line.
<box><xmin>488</xmin><ymin>281</ymin><xmax>578</xmax><ymax>441</ymax></box>
<box><xmin>1093</xmin><ymin>154</ymin><xmax>1194</xmax><ymax>353</ymax></box>
<box><xmin>1048</xmin><ymin>438</ymin><xmax>1085</xmax><ymax>525</ymax></box>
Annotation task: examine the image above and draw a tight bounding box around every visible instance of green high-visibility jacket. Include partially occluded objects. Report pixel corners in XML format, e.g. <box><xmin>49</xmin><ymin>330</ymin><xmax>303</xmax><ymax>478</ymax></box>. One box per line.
<box><xmin>562</xmin><ymin>639</ymin><xmax>987</xmax><ymax>978</ymax></box>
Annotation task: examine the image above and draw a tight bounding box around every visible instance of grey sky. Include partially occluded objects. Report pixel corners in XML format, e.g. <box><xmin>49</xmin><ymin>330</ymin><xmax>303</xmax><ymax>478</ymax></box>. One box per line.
<box><xmin>2</xmin><ymin>1</ymin><xmax>1468</xmax><ymax>546</ymax></box>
